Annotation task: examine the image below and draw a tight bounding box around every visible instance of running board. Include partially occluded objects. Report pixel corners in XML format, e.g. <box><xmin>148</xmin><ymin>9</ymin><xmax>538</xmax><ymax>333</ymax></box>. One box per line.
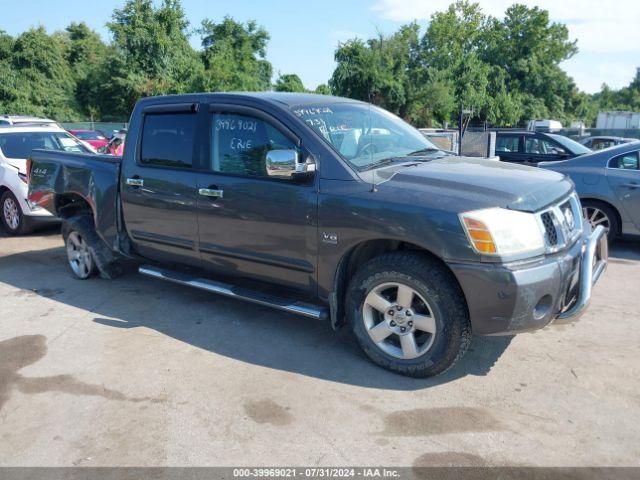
<box><xmin>139</xmin><ymin>265</ymin><xmax>329</xmax><ymax>320</ymax></box>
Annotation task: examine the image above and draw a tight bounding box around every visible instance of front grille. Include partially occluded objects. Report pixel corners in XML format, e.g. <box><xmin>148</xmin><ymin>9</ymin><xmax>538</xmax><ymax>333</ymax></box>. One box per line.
<box><xmin>538</xmin><ymin>193</ymin><xmax>583</xmax><ymax>252</ymax></box>
<box><xmin>541</xmin><ymin>212</ymin><xmax>558</xmax><ymax>246</ymax></box>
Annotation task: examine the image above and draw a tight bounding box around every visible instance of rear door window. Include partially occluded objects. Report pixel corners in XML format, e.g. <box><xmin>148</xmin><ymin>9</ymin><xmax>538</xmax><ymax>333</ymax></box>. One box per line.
<box><xmin>496</xmin><ymin>135</ymin><xmax>520</xmax><ymax>153</ymax></box>
<box><xmin>609</xmin><ymin>152</ymin><xmax>639</xmax><ymax>170</ymax></box>
<box><xmin>140</xmin><ymin>113</ymin><xmax>197</xmax><ymax>168</ymax></box>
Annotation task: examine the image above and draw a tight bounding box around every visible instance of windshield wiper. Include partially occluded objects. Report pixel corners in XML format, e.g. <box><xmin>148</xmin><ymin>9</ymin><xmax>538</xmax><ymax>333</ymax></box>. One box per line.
<box><xmin>406</xmin><ymin>147</ymin><xmax>441</xmax><ymax>156</ymax></box>
<box><xmin>360</xmin><ymin>157</ymin><xmax>403</xmax><ymax>171</ymax></box>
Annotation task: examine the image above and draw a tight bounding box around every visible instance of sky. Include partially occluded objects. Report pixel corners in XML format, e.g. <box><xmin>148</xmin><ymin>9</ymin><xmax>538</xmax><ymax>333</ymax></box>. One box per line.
<box><xmin>1</xmin><ymin>0</ymin><xmax>638</xmax><ymax>94</ymax></box>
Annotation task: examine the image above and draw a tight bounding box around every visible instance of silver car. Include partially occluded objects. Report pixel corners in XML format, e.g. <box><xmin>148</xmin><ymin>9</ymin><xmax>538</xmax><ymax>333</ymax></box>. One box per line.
<box><xmin>540</xmin><ymin>141</ymin><xmax>640</xmax><ymax>242</ymax></box>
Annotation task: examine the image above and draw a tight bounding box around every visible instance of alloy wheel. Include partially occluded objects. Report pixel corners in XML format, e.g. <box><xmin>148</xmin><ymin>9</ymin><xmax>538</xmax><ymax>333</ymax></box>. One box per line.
<box><xmin>583</xmin><ymin>206</ymin><xmax>610</xmax><ymax>232</ymax></box>
<box><xmin>3</xmin><ymin>196</ymin><xmax>20</xmax><ymax>231</ymax></box>
<box><xmin>66</xmin><ymin>231</ymin><xmax>94</xmax><ymax>278</ymax></box>
<box><xmin>362</xmin><ymin>282</ymin><xmax>437</xmax><ymax>360</ymax></box>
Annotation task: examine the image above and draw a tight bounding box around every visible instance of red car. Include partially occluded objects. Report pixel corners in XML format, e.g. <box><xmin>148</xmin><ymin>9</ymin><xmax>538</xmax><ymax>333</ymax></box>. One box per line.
<box><xmin>67</xmin><ymin>129</ymin><xmax>109</xmax><ymax>150</ymax></box>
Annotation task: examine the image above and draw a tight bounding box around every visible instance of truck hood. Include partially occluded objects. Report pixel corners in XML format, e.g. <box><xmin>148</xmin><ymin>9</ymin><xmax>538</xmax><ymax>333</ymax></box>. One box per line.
<box><xmin>377</xmin><ymin>156</ymin><xmax>572</xmax><ymax>212</ymax></box>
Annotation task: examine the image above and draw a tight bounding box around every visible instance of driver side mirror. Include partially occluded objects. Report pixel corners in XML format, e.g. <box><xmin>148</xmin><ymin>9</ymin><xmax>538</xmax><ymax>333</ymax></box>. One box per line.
<box><xmin>266</xmin><ymin>149</ymin><xmax>315</xmax><ymax>183</ymax></box>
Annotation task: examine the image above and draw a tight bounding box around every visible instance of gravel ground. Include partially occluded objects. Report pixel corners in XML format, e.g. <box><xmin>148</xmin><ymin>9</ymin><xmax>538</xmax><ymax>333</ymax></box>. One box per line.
<box><xmin>1</xmin><ymin>226</ymin><xmax>639</xmax><ymax>467</ymax></box>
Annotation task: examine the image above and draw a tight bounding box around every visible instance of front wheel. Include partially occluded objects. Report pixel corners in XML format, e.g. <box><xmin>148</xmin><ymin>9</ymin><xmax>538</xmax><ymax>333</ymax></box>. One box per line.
<box><xmin>346</xmin><ymin>252</ymin><xmax>471</xmax><ymax>377</ymax></box>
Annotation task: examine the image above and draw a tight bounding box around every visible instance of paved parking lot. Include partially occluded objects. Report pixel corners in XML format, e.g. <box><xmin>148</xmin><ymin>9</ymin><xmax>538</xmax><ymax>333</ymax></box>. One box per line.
<box><xmin>1</xmin><ymin>226</ymin><xmax>639</xmax><ymax>467</ymax></box>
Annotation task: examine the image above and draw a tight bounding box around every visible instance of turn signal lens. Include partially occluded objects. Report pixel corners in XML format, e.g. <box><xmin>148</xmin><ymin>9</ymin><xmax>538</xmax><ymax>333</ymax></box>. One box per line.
<box><xmin>462</xmin><ymin>217</ymin><xmax>497</xmax><ymax>253</ymax></box>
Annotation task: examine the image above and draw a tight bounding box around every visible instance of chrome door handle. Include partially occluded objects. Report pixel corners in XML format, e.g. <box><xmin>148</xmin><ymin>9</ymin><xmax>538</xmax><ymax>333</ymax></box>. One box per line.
<box><xmin>198</xmin><ymin>188</ymin><xmax>224</xmax><ymax>198</ymax></box>
<box><xmin>126</xmin><ymin>178</ymin><xmax>144</xmax><ymax>187</ymax></box>
<box><xmin>621</xmin><ymin>183</ymin><xmax>639</xmax><ymax>189</ymax></box>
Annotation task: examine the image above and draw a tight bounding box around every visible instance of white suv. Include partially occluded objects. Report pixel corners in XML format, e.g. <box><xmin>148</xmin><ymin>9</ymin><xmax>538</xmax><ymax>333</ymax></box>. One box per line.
<box><xmin>0</xmin><ymin>125</ymin><xmax>92</xmax><ymax>234</ymax></box>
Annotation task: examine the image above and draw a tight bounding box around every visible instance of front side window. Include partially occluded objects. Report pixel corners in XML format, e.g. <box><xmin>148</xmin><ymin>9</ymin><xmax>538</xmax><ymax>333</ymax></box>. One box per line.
<box><xmin>496</xmin><ymin>135</ymin><xmax>519</xmax><ymax>153</ymax></box>
<box><xmin>210</xmin><ymin>113</ymin><xmax>297</xmax><ymax>177</ymax></box>
<box><xmin>140</xmin><ymin>113</ymin><xmax>196</xmax><ymax>168</ymax></box>
<box><xmin>525</xmin><ymin>137</ymin><xmax>567</xmax><ymax>155</ymax></box>
<box><xmin>0</xmin><ymin>131</ymin><xmax>90</xmax><ymax>159</ymax></box>
<box><xmin>610</xmin><ymin>152</ymin><xmax>639</xmax><ymax>170</ymax></box>
<box><xmin>292</xmin><ymin>103</ymin><xmax>440</xmax><ymax>170</ymax></box>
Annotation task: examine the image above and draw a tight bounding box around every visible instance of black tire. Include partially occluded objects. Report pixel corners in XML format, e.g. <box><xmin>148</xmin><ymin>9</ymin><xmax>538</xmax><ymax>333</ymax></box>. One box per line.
<box><xmin>1</xmin><ymin>190</ymin><xmax>33</xmax><ymax>235</ymax></box>
<box><xmin>61</xmin><ymin>215</ymin><xmax>122</xmax><ymax>280</ymax></box>
<box><xmin>346</xmin><ymin>252</ymin><xmax>471</xmax><ymax>378</ymax></box>
<box><xmin>581</xmin><ymin>200</ymin><xmax>618</xmax><ymax>243</ymax></box>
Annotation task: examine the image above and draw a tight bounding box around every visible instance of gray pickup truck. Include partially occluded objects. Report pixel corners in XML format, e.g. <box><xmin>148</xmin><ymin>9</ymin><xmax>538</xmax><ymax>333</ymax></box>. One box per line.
<box><xmin>27</xmin><ymin>92</ymin><xmax>608</xmax><ymax>377</ymax></box>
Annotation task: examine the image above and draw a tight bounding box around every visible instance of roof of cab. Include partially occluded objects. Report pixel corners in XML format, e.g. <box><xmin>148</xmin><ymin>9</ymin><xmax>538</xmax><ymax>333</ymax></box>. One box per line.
<box><xmin>137</xmin><ymin>91</ymin><xmax>365</xmax><ymax>109</ymax></box>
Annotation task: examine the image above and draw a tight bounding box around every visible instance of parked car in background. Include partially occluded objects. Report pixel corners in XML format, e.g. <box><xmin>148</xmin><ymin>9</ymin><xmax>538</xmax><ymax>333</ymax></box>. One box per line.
<box><xmin>526</xmin><ymin>119</ymin><xmax>563</xmax><ymax>132</ymax></box>
<box><xmin>27</xmin><ymin>92</ymin><xmax>608</xmax><ymax>377</ymax></box>
<box><xmin>0</xmin><ymin>124</ymin><xmax>92</xmax><ymax>234</ymax></box>
<box><xmin>0</xmin><ymin>115</ymin><xmax>56</xmax><ymax>126</ymax></box>
<box><xmin>578</xmin><ymin>136</ymin><xmax>636</xmax><ymax>151</ymax></box>
<box><xmin>67</xmin><ymin>129</ymin><xmax>109</xmax><ymax>151</ymax></box>
<box><xmin>540</xmin><ymin>141</ymin><xmax>640</xmax><ymax>242</ymax></box>
<box><xmin>495</xmin><ymin>131</ymin><xmax>591</xmax><ymax>165</ymax></box>
<box><xmin>98</xmin><ymin>129</ymin><xmax>126</xmax><ymax>156</ymax></box>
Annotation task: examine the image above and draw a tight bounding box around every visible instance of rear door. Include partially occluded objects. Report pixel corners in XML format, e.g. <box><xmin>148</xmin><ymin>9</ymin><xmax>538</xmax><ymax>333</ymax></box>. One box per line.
<box><xmin>495</xmin><ymin>133</ymin><xmax>522</xmax><ymax>163</ymax></box>
<box><xmin>607</xmin><ymin>150</ymin><xmax>640</xmax><ymax>228</ymax></box>
<box><xmin>120</xmin><ymin>103</ymin><xmax>201</xmax><ymax>266</ymax></box>
<box><xmin>195</xmin><ymin>104</ymin><xmax>318</xmax><ymax>293</ymax></box>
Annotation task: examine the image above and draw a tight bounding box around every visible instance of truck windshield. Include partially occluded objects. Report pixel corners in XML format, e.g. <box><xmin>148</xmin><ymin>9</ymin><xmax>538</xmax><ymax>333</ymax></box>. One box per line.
<box><xmin>292</xmin><ymin>103</ymin><xmax>441</xmax><ymax>170</ymax></box>
<box><xmin>0</xmin><ymin>131</ymin><xmax>91</xmax><ymax>159</ymax></box>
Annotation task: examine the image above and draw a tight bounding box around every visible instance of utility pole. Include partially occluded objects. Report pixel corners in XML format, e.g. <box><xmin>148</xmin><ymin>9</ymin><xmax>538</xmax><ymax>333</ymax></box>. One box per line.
<box><xmin>458</xmin><ymin>104</ymin><xmax>473</xmax><ymax>155</ymax></box>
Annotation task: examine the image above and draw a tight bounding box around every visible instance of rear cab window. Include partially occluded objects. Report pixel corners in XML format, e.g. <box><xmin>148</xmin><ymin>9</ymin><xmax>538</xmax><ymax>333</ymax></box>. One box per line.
<box><xmin>140</xmin><ymin>113</ymin><xmax>197</xmax><ymax>169</ymax></box>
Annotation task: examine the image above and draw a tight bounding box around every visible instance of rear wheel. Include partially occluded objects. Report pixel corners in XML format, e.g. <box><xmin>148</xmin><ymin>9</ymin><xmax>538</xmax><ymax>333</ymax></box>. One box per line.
<box><xmin>1</xmin><ymin>190</ymin><xmax>32</xmax><ymax>235</ymax></box>
<box><xmin>65</xmin><ymin>230</ymin><xmax>95</xmax><ymax>279</ymax></box>
<box><xmin>62</xmin><ymin>215</ymin><xmax>122</xmax><ymax>280</ymax></box>
<box><xmin>582</xmin><ymin>200</ymin><xmax>618</xmax><ymax>243</ymax></box>
<box><xmin>346</xmin><ymin>252</ymin><xmax>471</xmax><ymax>377</ymax></box>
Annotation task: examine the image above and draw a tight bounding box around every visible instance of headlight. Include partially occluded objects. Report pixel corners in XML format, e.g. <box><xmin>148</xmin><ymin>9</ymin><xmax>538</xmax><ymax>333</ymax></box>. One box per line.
<box><xmin>460</xmin><ymin>207</ymin><xmax>545</xmax><ymax>256</ymax></box>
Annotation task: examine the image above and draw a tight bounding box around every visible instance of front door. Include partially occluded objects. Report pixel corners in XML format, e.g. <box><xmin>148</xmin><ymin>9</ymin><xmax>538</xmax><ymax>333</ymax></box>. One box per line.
<box><xmin>523</xmin><ymin>135</ymin><xmax>569</xmax><ymax>165</ymax></box>
<box><xmin>195</xmin><ymin>106</ymin><xmax>318</xmax><ymax>293</ymax></box>
<box><xmin>120</xmin><ymin>106</ymin><xmax>200</xmax><ymax>266</ymax></box>
<box><xmin>607</xmin><ymin>150</ymin><xmax>640</xmax><ymax>229</ymax></box>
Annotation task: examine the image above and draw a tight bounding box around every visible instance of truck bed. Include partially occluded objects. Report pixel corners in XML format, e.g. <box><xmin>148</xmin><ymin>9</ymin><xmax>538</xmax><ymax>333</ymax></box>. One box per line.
<box><xmin>27</xmin><ymin>149</ymin><xmax>122</xmax><ymax>249</ymax></box>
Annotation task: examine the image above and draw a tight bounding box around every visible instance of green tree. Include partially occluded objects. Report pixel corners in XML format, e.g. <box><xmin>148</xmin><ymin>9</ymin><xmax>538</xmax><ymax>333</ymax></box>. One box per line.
<box><xmin>330</xmin><ymin>24</ymin><xmax>431</xmax><ymax>123</ymax></box>
<box><xmin>196</xmin><ymin>16</ymin><xmax>272</xmax><ymax>92</ymax></box>
<box><xmin>314</xmin><ymin>84</ymin><xmax>331</xmax><ymax>95</ymax></box>
<box><xmin>0</xmin><ymin>27</ymin><xmax>80</xmax><ymax>120</ymax></box>
<box><xmin>103</xmin><ymin>0</ymin><xmax>202</xmax><ymax>118</ymax></box>
<box><xmin>63</xmin><ymin>22</ymin><xmax>110</xmax><ymax>120</ymax></box>
<box><xmin>274</xmin><ymin>73</ymin><xmax>306</xmax><ymax>92</ymax></box>
<box><xmin>483</xmin><ymin>3</ymin><xmax>579</xmax><ymax>124</ymax></box>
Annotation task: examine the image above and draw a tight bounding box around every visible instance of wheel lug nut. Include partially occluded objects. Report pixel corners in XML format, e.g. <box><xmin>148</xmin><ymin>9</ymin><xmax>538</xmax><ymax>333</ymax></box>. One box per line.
<box><xmin>396</xmin><ymin>305</ymin><xmax>403</xmax><ymax>311</ymax></box>
<box><xmin>406</xmin><ymin>310</ymin><xmax>412</xmax><ymax>316</ymax></box>
<box><xmin>400</xmin><ymin>327</ymin><xmax>406</xmax><ymax>332</ymax></box>
<box><xmin>388</xmin><ymin>310</ymin><xmax>394</xmax><ymax>316</ymax></box>
<box><xmin>390</xmin><ymin>321</ymin><xmax>396</xmax><ymax>327</ymax></box>
<box><xmin>408</xmin><ymin>321</ymin><xmax>413</xmax><ymax>327</ymax></box>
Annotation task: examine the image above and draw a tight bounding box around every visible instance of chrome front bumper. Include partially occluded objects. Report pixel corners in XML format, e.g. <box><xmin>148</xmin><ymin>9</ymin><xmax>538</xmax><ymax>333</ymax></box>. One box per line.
<box><xmin>555</xmin><ymin>225</ymin><xmax>608</xmax><ymax>323</ymax></box>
